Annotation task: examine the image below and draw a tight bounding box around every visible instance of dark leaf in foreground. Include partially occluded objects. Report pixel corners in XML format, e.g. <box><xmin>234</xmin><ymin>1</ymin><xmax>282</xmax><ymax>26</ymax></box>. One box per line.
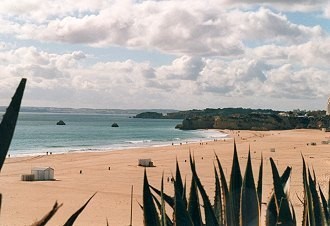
<box><xmin>215</xmin><ymin>153</ymin><xmax>232</xmax><ymax>225</ymax></box>
<box><xmin>150</xmin><ymin>185</ymin><xmax>174</xmax><ymax>208</ymax></box>
<box><xmin>160</xmin><ymin>174</ymin><xmax>167</xmax><ymax>226</ymax></box>
<box><xmin>190</xmin><ymin>154</ymin><xmax>219</xmax><ymax>226</ymax></box>
<box><xmin>31</xmin><ymin>201</ymin><xmax>63</xmax><ymax>226</ymax></box>
<box><xmin>151</xmin><ymin>193</ymin><xmax>172</xmax><ymax>226</ymax></box>
<box><xmin>63</xmin><ymin>192</ymin><xmax>96</xmax><ymax>226</ymax></box>
<box><xmin>308</xmin><ymin>170</ymin><xmax>324</xmax><ymax>226</ymax></box>
<box><xmin>328</xmin><ymin>180</ymin><xmax>330</xmax><ymax>211</ymax></box>
<box><xmin>319</xmin><ymin>185</ymin><xmax>329</xmax><ymax>224</ymax></box>
<box><xmin>151</xmin><ymin>175</ymin><xmax>172</xmax><ymax>226</ymax></box>
<box><xmin>266</xmin><ymin>166</ymin><xmax>292</xmax><ymax>226</ymax></box>
<box><xmin>257</xmin><ymin>153</ymin><xmax>263</xmax><ymax>212</ymax></box>
<box><xmin>143</xmin><ymin>170</ymin><xmax>160</xmax><ymax>226</ymax></box>
<box><xmin>176</xmin><ymin>160</ymin><xmax>186</xmax><ymax>208</ymax></box>
<box><xmin>0</xmin><ymin>78</ymin><xmax>26</xmax><ymax>171</ymax></box>
<box><xmin>174</xmin><ymin>179</ymin><xmax>193</xmax><ymax>226</ymax></box>
<box><xmin>213</xmin><ymin>166</ymin><xmax>223</xmax><ymax>226</ymax></box>
<box><xmin>302</xmin><ymin>156</ymin><xmax>315</xmax><ymax>226</ymax></box>
<box><xmin>241</xmin><ymin>151</ymin><xmax>259</xmax><ymax>226</ymax></box>
<box><xmin>188</xmin><ymin>174</ymin><xmax>202</xmax><ymax>226</ymax></box>
<box><xmin>229</xmin><ymin>140</ymin><xmax>242</xmax><ymax>226</ymax></box>
<box><xmin>270</xmin><ymin>158</ymin><xmax>294</xmax><ymax>225</ymax></box>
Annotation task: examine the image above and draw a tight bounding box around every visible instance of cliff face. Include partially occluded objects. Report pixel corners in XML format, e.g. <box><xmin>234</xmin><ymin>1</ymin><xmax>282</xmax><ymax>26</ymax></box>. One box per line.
<box><xmin>177</xmin><ymin>114</ymin><xmax>330</xmax><ymax>130</ymax></box>
<box><xmin>180</xmin><ymin>116</ymin><xmax>214</xmax><ymax>130</ymax></box>
<box><xmin>132</xmin><ymin>108</ymin><xmax>330</xmax><ymax>131</ymax></box>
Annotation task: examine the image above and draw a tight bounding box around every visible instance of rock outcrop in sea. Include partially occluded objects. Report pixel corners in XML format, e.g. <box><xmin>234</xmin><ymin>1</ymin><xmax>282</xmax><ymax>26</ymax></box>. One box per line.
<box><xmin>56</xmin><ymin>120</ymin><xmax>66</xmax><ymax>125</ymax></box>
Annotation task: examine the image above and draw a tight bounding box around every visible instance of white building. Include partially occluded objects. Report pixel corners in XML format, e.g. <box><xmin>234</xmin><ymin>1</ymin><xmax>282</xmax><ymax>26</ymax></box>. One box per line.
<box><xmin>138</xmin><ymin>159</ymin><xmax>154</xmax><ymax>167</ymax></box>
<box><xmin>327</xmin><ymin>97</ymin><xmax>330</xmax><ymax>115</ymax></box>
<box><xmin>31</xmin><ymin>167</ymin><xmax>54</xmax><ymax>180</ymax></box>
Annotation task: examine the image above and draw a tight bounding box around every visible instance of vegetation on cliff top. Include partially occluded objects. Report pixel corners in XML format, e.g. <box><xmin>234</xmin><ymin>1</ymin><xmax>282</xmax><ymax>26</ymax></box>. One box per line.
<box><xmin>135</xmin><ymin>108</ymin><xmax>330</xmax><ymax>131</ymax></box>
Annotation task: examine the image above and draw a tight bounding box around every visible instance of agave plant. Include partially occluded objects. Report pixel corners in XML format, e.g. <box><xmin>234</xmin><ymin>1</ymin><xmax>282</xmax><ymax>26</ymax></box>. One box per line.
<box><xmin>301</xmin><ymin>156</ymin><xmax>329</xmax><ymax>226</ymax></box>
<box><xmin>144</xmin><ymin>141</ymin><xmax>264</xmax><ymax>226</ymax></box>
<box><xmin>143</xmin><ymin>142</ymin><xmax>330</xmax><ymax>226</ymax></box>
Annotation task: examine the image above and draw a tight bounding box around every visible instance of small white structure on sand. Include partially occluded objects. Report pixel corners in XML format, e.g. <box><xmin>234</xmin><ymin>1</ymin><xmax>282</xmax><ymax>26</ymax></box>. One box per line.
<box><xmin>31</xmin><ymin>167</ymin><xmax>54</xmax><ymax>180</ymax></box>
<box><xmin>322</xmin><ymin>128</ymin><xmax>330</xmax><ymax>132</ymax></box>
<box><xmin>138</xmin><ymin>159</ymin><xmax>154</xmax><ymax>167</ymax></box>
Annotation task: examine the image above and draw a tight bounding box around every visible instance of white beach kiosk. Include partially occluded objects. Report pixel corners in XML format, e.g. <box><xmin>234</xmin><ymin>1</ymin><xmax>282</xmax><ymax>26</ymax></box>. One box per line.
<box><xmin>31</xmin><ymin>167</ymin><xmax>54</xmax><ymax>181</ymax></box>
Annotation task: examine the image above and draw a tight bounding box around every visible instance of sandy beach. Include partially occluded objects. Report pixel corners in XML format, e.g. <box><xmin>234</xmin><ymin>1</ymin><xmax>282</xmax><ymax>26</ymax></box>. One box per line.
<box><xmin>0</xmin><ymin>129</ymin><xmax>329</xmax><ymax>226</ymax></box>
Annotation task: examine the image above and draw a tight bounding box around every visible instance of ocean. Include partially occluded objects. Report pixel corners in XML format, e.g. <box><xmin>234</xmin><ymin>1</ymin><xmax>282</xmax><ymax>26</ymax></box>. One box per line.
<box><xmin>7</xmin><ymin>112</ymin><xmax>228</xmax><ymax>156</ymax></box>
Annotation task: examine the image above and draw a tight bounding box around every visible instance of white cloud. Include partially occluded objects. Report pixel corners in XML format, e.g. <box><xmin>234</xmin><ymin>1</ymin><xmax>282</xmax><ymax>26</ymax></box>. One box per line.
<box><xmin>223</xmin><ymin>0</ymin><xmax>328</xmax><ymax>12</ymax></box>
<box><xmin>0</xmin><ymin>0</ymin><xmax>106</xmax><ymax>23</ymax></box>
<box><xmin>1</xmin><ymin>2</ymin><xmax>324</xmax><ymax>57</ymax></box>
<box><xmin>157</xmin><ymin>56</ymin><xmax>204</xmax><ymax>80</ymax></box>
<box><xmin>229</xmin><ymin>8</ymin><xmax>323</xmax><ymax>44</ymax></box>
<box><xmin>1</xmin><ymin>41</ymin><xmax>330</xmax><ymax>110</ymax></box>
<box><xmin>0</xmin><ymin>1</ymin><xmax>329</xmax><ymax>110</ymax></box>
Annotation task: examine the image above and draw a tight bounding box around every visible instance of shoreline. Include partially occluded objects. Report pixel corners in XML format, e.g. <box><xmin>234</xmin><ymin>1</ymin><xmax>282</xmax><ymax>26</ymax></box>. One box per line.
<box><xmin>0</xmin><ymin>129</ymin><xmax>329</xmax><ymax>225</ymax></box>
<box><xmin>8</xmin><ymin>129</ymin><xmax>230</xmax><ymax>158</ymax></box>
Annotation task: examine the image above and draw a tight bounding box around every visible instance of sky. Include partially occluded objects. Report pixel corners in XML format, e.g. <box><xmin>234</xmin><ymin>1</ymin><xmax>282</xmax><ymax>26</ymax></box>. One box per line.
<box><xmin>0</xmin><ymin>0</ymin><xmax>330</xmax><ymax>111</ymax></box>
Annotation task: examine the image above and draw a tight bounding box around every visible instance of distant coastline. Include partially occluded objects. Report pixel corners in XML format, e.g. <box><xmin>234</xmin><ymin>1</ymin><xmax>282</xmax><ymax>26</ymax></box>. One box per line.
<box><xmin>134</xmin><ymin>107</ymin><xmax>330</xmax><ymax>131</ymax></box>
<box><xmin>0</xmin><ymin>106</ymin><xmax>178</xmax><ymax>115</ymax></box>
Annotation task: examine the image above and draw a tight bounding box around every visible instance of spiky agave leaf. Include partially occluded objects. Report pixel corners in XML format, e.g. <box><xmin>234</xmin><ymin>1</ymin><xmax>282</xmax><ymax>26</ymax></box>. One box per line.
<box><xmin>174</xmin><ymin>179</ymin><xmax>193</xmax><ymax>226</ymax></box>
<box><xmin>302</xmin><ymin>155</ymin><xmax>315</xmax><ymax>226</ymax></box>
<box><xmin>31</xmin><ymin>201</ymin><xmax>63</xmax><ymax>226</ymax></box>
<box><xmin>176</xmin><ymin>160</ymin><xmax>184</xmax><ymax>199</ymax></box>
<box><xmin>143</xmin><ymin>169</ymin><xmax>161</xmax><ymax>226</ymax></box>
<box><xmin>291</xmin><ymin>203</ymin><xmax>296</xmax><ymax>225</ymax></box>
<box><xmin>308</xmin><ymin>169</ymin><xmax>325</xmax><ymax>226</ymax></box>
<box><xmin>183</xmin><ymin>178</ymin><xmax>187</xmax><ymax>210</ymax></box>
<box><xmin>188</xmin><ymin>174</ymin><xmax>203</xmax><ymax>226</ymax></box>
<box><xmin>63</xmin><ymin>192</ymin><xmax>96</xmax><ymax>226</ymax></box>
<box><xmin>266</xmin><ymin>166</ymin><xmax>292</xmax><ymax>226</ymax></box>
<box><xmin>0</xmin><ymin>78</ymin><xmax>26</xmax><ymax>171</ymax></box>
<box><xmin>137</xmin><ymin>201</ymin><xmax>143</xmax><ymax>210</ymax></box>
<box><xmin>189</xmin><ymin>154</ymin><xmax>219</xmax><ymax>226</ymax></box>
<box><xmin>328</xmin><ymin>180</ymin><xmax>330</xmax><ymax>211</ymax></box>
<box><xmin>277</xmin><ymin>199</ymin><xmax>297</xmax><ymax>226</ymax></box>
<box><xmin>257</xmin><ymin>153</ymin><xmax>263</xmax><ymax>212</ymax></box>
<box><xmin>241</xmin><ymin>150</ymin><xmax>259</xmax><ymax>226</ymax></box>
<box><xmin>175</xmin><ymin>160</ymin><xmax>187</xmax><ymax>209</ymax></box>
<box><xmin>229</xmin><ymin>140</ymin><xmax>242</xmax><ymax>226</ymax></box>
<box><xmin>151</xmin><ymin>193</ymin><xmax>173</xmax><ymax>226</ymax></box>
<box><xmin>319</xmin><ymin>185</ymin><xmax>329</xmax><ymax>225</ymax></box>
<box><xmin>150</xmin><ymin>185</ymin><xmax>174</xmax><ymax>208</ymax></box>
<box><xmin>160</xmin><ymin>173</ymin><xmax>173</xmax><ymax>226</ymax></box>
<box><xmin>215</xmin><ymin>153</ymin><xmax>233</xmax><ymax>226</ymax></box>
<box><xmin>277</xmin><ymin>200</ymin><xmax>296</xmax><ymax>226</ymax></box>
<box><xmin>160</xmin><ymin>174</ymin><xmax>166</xmax><ymax>226</ymax></box>
<box><xmin>269</xmin><ymin>158</ymin><xmax>295</xmax><ymax>225</ymax></box>
<box><xmin>213</xmin><ymin>166</ymin><xmax>224</xmax><ymax>226</ymax></box>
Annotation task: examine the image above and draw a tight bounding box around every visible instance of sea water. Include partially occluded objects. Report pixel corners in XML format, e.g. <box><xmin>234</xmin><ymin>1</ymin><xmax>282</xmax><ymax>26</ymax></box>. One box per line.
<box><xmin>7</xmin><ymin>112</ymin><xmax>229</xmax><ymax>156</ymax></box>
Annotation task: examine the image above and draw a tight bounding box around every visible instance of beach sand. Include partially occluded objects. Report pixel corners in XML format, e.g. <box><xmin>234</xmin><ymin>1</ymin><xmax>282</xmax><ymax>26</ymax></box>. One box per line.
<box><xmin>0</xmin><ymin>129</ymin><xmax>329</xmax><ymax>225</ymax></box>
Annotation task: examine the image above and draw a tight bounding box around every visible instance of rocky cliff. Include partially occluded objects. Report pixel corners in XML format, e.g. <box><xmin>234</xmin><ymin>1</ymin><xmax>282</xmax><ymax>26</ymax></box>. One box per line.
<box><xmin>176</xmin><ymin>114</ymin><xmax>330</xmax><ymax>130</ymax></box>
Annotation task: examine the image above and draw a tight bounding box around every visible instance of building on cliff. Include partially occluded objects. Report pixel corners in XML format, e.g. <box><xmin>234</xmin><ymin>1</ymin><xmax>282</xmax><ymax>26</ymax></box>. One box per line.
<box><xmin>327</xmin><ymin>97</ymin><xmax>330</xmax><ymax>115</ymax></box>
